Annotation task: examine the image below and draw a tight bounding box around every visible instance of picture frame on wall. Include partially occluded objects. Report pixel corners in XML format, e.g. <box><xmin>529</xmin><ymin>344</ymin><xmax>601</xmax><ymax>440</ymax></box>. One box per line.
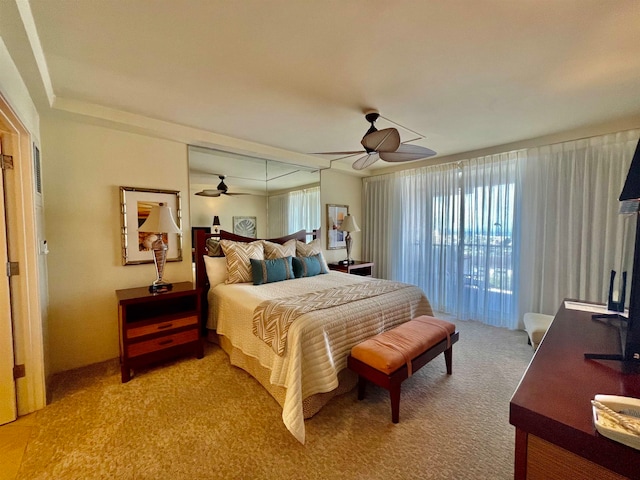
<box><xmin>233</xmin><ymin>216</ymin><xmax>257</xmax><ymax>238</ymax></box>
<box><xmin>326</xmin><ymin>204</ymin><xmax>348</xmax><ymax>250</ymax></box>
<box><xmin>120</xmin><ymin>186</ymin><xmax>183</xmax><ymax>265</ymax></box>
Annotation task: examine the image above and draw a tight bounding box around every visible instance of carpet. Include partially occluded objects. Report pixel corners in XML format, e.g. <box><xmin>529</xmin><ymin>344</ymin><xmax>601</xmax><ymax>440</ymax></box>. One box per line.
<box><xmin>16</xmin><ymin>319</ymin><xmax>533</xmax><ymax>479</ymax></box>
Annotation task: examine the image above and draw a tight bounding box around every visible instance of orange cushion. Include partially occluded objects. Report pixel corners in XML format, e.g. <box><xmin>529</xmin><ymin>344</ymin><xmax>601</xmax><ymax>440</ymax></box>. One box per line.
<box><xmin>350</xmin><ymin>316</ymin><xmax>456</xmax><ymax>375</ymax></box>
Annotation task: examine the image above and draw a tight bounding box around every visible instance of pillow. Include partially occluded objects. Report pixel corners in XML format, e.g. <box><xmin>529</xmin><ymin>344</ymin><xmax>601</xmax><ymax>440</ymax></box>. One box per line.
<box><xmin>296</xmin><ymin>239</ymin><xmax>329</xmax><ymax>271</ymax></box>
<box><xmin>263</xmin><ymin>239</ymin><xmax>296</xmax><ymax>259</ymax></box>
<box><xmin>205</xmin><ymin>237</ymin><xmax>223</xmax><ymax>257</ymax></box>
<box><xmin>294</xmin><ymin>254</ymin><xmax>328</xmax><ymax>278</ymax></box>
<box><xmin>220</xmin><ymin>240</ymin><xmax>264</xmax><ymax>284</ymax></box>
<box><xmin>250</xmin><ymin>256</ymin><xmax>295</xmax><ymax>285</ymax></box>
<box><xmin>292</xmin><ymin>254</ymin><xmax>328</xmax><ymax>278</ymax></box>
<box><xmin>203</xmin><ymin>255</ymin><xmax>227</xmax><ymax>288</ymax></box>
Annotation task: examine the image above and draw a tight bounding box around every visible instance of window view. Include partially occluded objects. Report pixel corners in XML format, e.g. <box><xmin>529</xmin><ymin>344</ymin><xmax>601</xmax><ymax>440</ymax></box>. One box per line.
<box><xmin>408</xmin><ymin>177</ymin><xmax>516</xmax><ymax>323</ymax></box>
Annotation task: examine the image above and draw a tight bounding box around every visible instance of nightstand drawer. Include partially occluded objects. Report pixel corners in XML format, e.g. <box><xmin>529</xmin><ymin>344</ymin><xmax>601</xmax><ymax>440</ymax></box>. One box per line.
<box><xmin>126</xmin><ymin>315</ymin><xmax>198</xmax><ymax>339</ymax></box>
<box><xmin>128</xmin><ymin>328</ymin><xmax>199</xmax><ymax>357</ymax></box>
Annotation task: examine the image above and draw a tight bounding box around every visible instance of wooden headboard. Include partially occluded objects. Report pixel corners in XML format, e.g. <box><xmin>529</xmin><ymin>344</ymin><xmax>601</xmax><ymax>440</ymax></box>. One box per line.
<box><xmin>194</xmin><ymin>229</ymin><xmax>319</xmax><ymax>326</ymax></box>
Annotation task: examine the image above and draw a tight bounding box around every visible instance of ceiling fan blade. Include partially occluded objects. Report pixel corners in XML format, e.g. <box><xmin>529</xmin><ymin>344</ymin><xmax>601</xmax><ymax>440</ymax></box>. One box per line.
<box><xmin>311</xmin><ymin>150</ymin><xmax>365</xmax><ymax>155</ymax></box>
<box><xmin>224</xmin><ymin>192</ymin><xmax>251</xmax><ymax>196</ymax></box>
<box><xmin>379</xmin><ymin>146</ymin><xmax>437</xmax><ymax>163</ymax></box>
<box><xmin>395</xmin><ymin>144</ymin><xmax>437</xmax><ymax>156</ymax></box>
<box><xmin>195</xmin><ymin>189</ymin><xmax>222</xmax><ymax>197</ymax></box>
<box><xmin>352</xmin><ymin>153</ymin><xmax>380</xmax><ymax>170</ymax></box>
<box><xmin>361</xmin><ymin>128</ymin><xmax>401</xmax><ymax>153</ymax></box>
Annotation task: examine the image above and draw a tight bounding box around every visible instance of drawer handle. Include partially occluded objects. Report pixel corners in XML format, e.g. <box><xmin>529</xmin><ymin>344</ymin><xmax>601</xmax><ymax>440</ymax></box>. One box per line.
<box><xmin>158</xmin><ymin>339</ymin><xmax>174</xmax><ymax>346</ymax></box>
<box><xmin>157</xmin><ymin>323</ymin><xmax>173</xmax><ymax>330</ymax></box>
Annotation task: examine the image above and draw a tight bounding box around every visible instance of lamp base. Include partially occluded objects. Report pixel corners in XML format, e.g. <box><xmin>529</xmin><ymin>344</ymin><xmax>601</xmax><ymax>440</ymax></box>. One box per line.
<box><xmin>149</xmin><ymin>282</ymin><xmax>173</xmax><ymax>294</ymax></box>
<box><xmin>339</xmin><ymin>259</ymin><xmax>355</xmax><ymax>266</ymax></box>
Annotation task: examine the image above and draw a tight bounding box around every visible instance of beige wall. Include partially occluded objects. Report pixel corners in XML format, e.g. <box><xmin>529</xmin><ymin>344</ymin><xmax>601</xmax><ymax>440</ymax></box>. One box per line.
<box><xmin>42</xmin><ymin>114</ymin><xmax>192</xmax><ymax>373</ymax></box>
<box><xmin>39</xmin><ymin>113</ymin><xmax>364</xmax><ymax>375</ymax></box>
<box><xmin>320</xmin><ymin>169</ymin><xmax>363</xmax><ymax>264</ymax></box>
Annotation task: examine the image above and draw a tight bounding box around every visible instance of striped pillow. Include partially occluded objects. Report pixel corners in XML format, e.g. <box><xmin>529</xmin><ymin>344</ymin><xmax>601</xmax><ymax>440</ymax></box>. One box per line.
<box><xmin>263</xmin><ymin>239</ymin><xmax>296</xmax><ymax>259</ymax></box>
<box><xmin>250</xmin><ymin>256</ymin><xmax>295</xmax><ymax>285</ymax></box>
<box><xmin>205</xmin><ymin>237</ymin><xmax>223</xmax><ymax>257</ymax></box>
<box><xmin>220</xmin><ymin>240</ymin><xmax>264</xmax><ymax>284</ymax></box>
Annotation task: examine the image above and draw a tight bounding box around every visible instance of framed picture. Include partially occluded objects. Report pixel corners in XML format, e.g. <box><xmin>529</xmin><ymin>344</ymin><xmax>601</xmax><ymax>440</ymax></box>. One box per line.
<box><xmin>233</xmin><ymin>216</ymin><xmax>257</xmax><ymax>238</ymax></box>
<box><xmin>326</xmin><ymin>204</ymin><xmax>348</xmax><ymax>250</ymax></box>
<box><xmin>120</xmin><ymin>186</ymin><xmax>183</xmax><ymax>265</ymax></box>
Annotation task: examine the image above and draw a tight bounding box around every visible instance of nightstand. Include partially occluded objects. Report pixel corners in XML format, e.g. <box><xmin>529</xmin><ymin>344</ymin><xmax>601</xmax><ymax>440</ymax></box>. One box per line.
<box><xmin>116</xmin><ymin>281</ymin><xmax>203</xmax><ymax>382</ymax></box>
<box><xmin>328</xmin><ymin>260</ymin><xmax>375</xmax><ymax>277</ymax></box>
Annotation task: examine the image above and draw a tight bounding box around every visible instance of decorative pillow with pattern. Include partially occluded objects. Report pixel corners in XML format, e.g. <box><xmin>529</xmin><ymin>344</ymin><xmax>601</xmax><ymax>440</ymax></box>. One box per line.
<box><xmin>296</xmin><ymin>239</ymin><xmax>329</xmax><ymax>271</ymax></box>
<box><xmin>250</xmin><ymin>256</ymin><xmax>295</xmax><ymax>285</ymax></box>
<box><xmin>263</xmin><ymin>239</ymin><xmax>296</xmax><ymax>259</ymax></box>
<box><xmin>220</xmin><ymin>240</ymin><xmax>264</xmax><ymax>284</ymax></box>
<box><xmin>206</xmin><ymin>237</ymin><xmax>223</xmax><ymax>257</ymax></box>
<box><xmin>292</xmin><ymin>254</ymin><xmax>328</xmax><ymax>278</ymax></box>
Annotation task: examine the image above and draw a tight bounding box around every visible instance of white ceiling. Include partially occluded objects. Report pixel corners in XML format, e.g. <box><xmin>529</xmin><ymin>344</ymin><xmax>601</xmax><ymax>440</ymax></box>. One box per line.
<box><xmin>6</xmin><ymin>0</ymin><xmax>640</xmax><ymax>172</ymax></box>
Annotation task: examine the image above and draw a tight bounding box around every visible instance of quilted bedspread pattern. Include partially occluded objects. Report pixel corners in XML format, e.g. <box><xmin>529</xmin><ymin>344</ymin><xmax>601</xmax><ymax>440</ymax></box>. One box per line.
<box><xmin>253</xmin><ymin>280</ymin><xmax>413</xmax><ymax>356</ymax></box>
<box><xmin>209</xmin><ymin>273</ymin><xmax>433</xmax><ymax>443</ymax></box>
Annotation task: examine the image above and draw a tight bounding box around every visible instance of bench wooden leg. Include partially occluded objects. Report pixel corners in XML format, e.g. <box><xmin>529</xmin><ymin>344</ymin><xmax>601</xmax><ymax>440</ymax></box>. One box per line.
<box><xmin>390</xmin><ymin>385</ymin><xmax>401</xmax><ymax>423</ymax></box>
<box><xmin>357</xmin><ymin>375</ymin><xmax>367</xmax><ymax>400</ymax></box>
<box><xmin>444</xmin><ymin>346</ymin><xmax>453</xmax><ymax>375</ymax></box>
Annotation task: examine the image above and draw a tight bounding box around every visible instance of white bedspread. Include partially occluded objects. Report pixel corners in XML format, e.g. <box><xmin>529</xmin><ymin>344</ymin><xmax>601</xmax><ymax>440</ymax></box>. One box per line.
<box><xmin>208</xmin><ymin>271</ymin><xmax>432</xmax><ymax>443</ymax></box>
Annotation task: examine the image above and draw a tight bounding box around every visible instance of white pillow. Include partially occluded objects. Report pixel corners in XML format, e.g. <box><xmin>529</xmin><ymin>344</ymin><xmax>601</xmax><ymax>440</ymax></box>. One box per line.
<box><xmin>203</xmin><ymin>256</ymin><xmax>227</xmax><ymax>288</ymax></box>
<box><xmin>263</xmin><ymin>239</ymin><xmax>296</xmax><ymax>259</ymax></box>
<box><xmin>220</xmin><ymin>240</ymin><xmax>264</xmax><ymax>284</ymax></box>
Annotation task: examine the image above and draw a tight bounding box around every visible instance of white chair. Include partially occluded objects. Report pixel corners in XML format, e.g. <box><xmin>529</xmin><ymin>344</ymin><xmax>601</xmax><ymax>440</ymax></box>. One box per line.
<box><xmin>523</xmin><ymin>313</ymin><xmax>554</xmax><ymax>350</ymax></box>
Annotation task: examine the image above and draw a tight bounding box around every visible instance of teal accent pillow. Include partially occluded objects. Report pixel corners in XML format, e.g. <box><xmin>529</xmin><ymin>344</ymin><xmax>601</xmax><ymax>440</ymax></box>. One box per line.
<box><xmin>292</xmin><ymin>254</ymin><xmax>329</xmax><ymax>278</ymax></box>
<box><xmin>251</xmin><ymin>256</ymin><xmax>294</xmax><ymax>285</ymax></box>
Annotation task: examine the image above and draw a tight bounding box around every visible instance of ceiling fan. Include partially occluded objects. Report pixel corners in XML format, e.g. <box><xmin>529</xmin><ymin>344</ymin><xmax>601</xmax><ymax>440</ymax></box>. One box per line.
<box><xmin>195</xmin><ymin>175</ymin><xmax>250</xmax><ymax>197</ymax></box>
<box><xmin>315</xmin><ymin>109</ymin><xmax>437</xmax><ymax>170</ymax></box>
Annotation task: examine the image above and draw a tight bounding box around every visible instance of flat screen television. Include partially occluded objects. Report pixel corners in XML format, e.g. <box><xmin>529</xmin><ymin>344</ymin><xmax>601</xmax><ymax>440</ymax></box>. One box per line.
<box><xmin>585</xmin><ymin>138</ymin><xmax>640</xmax><ymax>369</ymax></box>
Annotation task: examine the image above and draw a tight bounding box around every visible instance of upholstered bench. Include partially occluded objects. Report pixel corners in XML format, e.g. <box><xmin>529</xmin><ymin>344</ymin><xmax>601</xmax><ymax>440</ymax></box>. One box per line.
<box><xmin>523</xmin><ymin>312</ymin><xmax>553</xmax><ymax>350</ymax></box>
<box><xmin>347</xmin><ymin>315</ymin><xmax>459</xmax><ymax>423</ymax></box>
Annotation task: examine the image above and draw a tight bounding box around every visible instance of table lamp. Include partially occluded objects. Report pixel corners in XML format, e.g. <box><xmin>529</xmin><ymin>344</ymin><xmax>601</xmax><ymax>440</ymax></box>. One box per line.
<box><xmin>139</xmin><ymin>203</ymin><xmax>181</xmax><ymax>293</ymax></box>
<box><xmin>338</xmin><ymin>214</ymin><xmax>360</xmax><ymax>265</ymax></box>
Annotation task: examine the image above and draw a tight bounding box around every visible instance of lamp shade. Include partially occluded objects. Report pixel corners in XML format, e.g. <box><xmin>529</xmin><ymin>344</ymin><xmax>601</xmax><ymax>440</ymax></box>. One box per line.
<box><xmin>212</xmin><ymin>215</ymin><xmax>220</xmax><ymax>226</ymax></box>
<box><xmin>339</xmin><ymin>214</ymin><xmax>360</xmax><ymax>233</ymax></box>
<box><xmin>139</xmin><ymin>203</ymin><xmax>181</xmax><ymax>233</ymax></box>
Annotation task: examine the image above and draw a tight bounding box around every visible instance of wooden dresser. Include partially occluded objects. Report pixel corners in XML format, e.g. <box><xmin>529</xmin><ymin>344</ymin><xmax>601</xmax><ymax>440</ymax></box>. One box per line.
<box><xmin>509</xmin><ymin>302</ymin><xmax>640</xmax><ymax>479</ymax></box>
<box><xmin>116</xmin><ymin>282</ymin><xmax>203</xmax><ymax>382</ymax></box>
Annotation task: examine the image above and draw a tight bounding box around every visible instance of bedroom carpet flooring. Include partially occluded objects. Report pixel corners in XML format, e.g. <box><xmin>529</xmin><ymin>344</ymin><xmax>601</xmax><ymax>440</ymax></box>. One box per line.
<box><xmin>5</xmin><ymin>319</ymin><xmax>533</xmax><ymax>480</ymax></box>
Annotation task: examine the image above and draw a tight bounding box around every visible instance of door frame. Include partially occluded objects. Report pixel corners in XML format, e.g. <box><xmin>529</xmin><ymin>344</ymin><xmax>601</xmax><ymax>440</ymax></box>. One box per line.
<box><xmin>0</xmin><ymin>93</ymin><xmax>46</xmax><ymax>416</ymax></box>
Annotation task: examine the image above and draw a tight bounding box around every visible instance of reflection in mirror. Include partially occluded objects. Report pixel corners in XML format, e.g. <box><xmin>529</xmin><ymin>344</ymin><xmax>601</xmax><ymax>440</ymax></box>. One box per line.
<box><xmin>267</xmin><ymin>160</ymin><xmax>321</xmax><ymax>237</ymax></box>
<box><xmin>188</xmin><ymin>146</ymin><xmax>320</xmax><ymax>240</ymax></box>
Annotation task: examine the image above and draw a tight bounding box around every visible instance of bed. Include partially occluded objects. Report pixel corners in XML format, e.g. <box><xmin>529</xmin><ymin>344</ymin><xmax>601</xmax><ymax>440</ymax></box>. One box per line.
<box><xmin>194</xmin><ymin>229</ymin><xmax>433</xmax><ymax>443</ymax></box>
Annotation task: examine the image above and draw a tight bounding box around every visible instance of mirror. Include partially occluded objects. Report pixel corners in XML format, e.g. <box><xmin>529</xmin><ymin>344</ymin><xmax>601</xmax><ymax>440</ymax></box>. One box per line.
<box><xmin>188</xmin><ymin>146</ymin><xmax>320</xmax><ymax>240</ymax></box>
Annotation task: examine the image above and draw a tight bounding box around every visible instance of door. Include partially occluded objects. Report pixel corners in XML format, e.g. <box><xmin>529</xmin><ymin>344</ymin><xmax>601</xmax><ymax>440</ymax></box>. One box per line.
<box><xmin>0</xmin><ymin>135</ymin><xmax>17</xmax><ymax>425</ymax></box>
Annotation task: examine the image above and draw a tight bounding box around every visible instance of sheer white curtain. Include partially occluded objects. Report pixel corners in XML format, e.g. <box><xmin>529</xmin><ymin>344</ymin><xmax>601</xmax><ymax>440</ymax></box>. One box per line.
<box><xmin>364</xmin><ymin>129</ymin><xmax>639</xmax><ymax>330</ymax></box>
<box><xmin>268</xmin><ymin>186</ymin><xmax>320</xmax><ymax>237</ymax></box>
<box><xmin>267</xmin><ymin>194</ymin><xmax>289</xmax><ymax>237</ymax></box>
<box><xmin>518</xmin><ymin>130</ymin><xmax>640</xmax><ymax>322</ymax></box>
<box><xmin>288</xmin><ymin>186</ymin><xmax>320</xmax><ymax>233</ymax></box>
<box><xmin>363</xmin><ymin>153</ymin><xmax>522</xmax><ymax>328</ymax></box>
<box><xmin>458</xmin><ymin>152</ymin><xmax>523</xmax><ymax>327</ymax></box>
